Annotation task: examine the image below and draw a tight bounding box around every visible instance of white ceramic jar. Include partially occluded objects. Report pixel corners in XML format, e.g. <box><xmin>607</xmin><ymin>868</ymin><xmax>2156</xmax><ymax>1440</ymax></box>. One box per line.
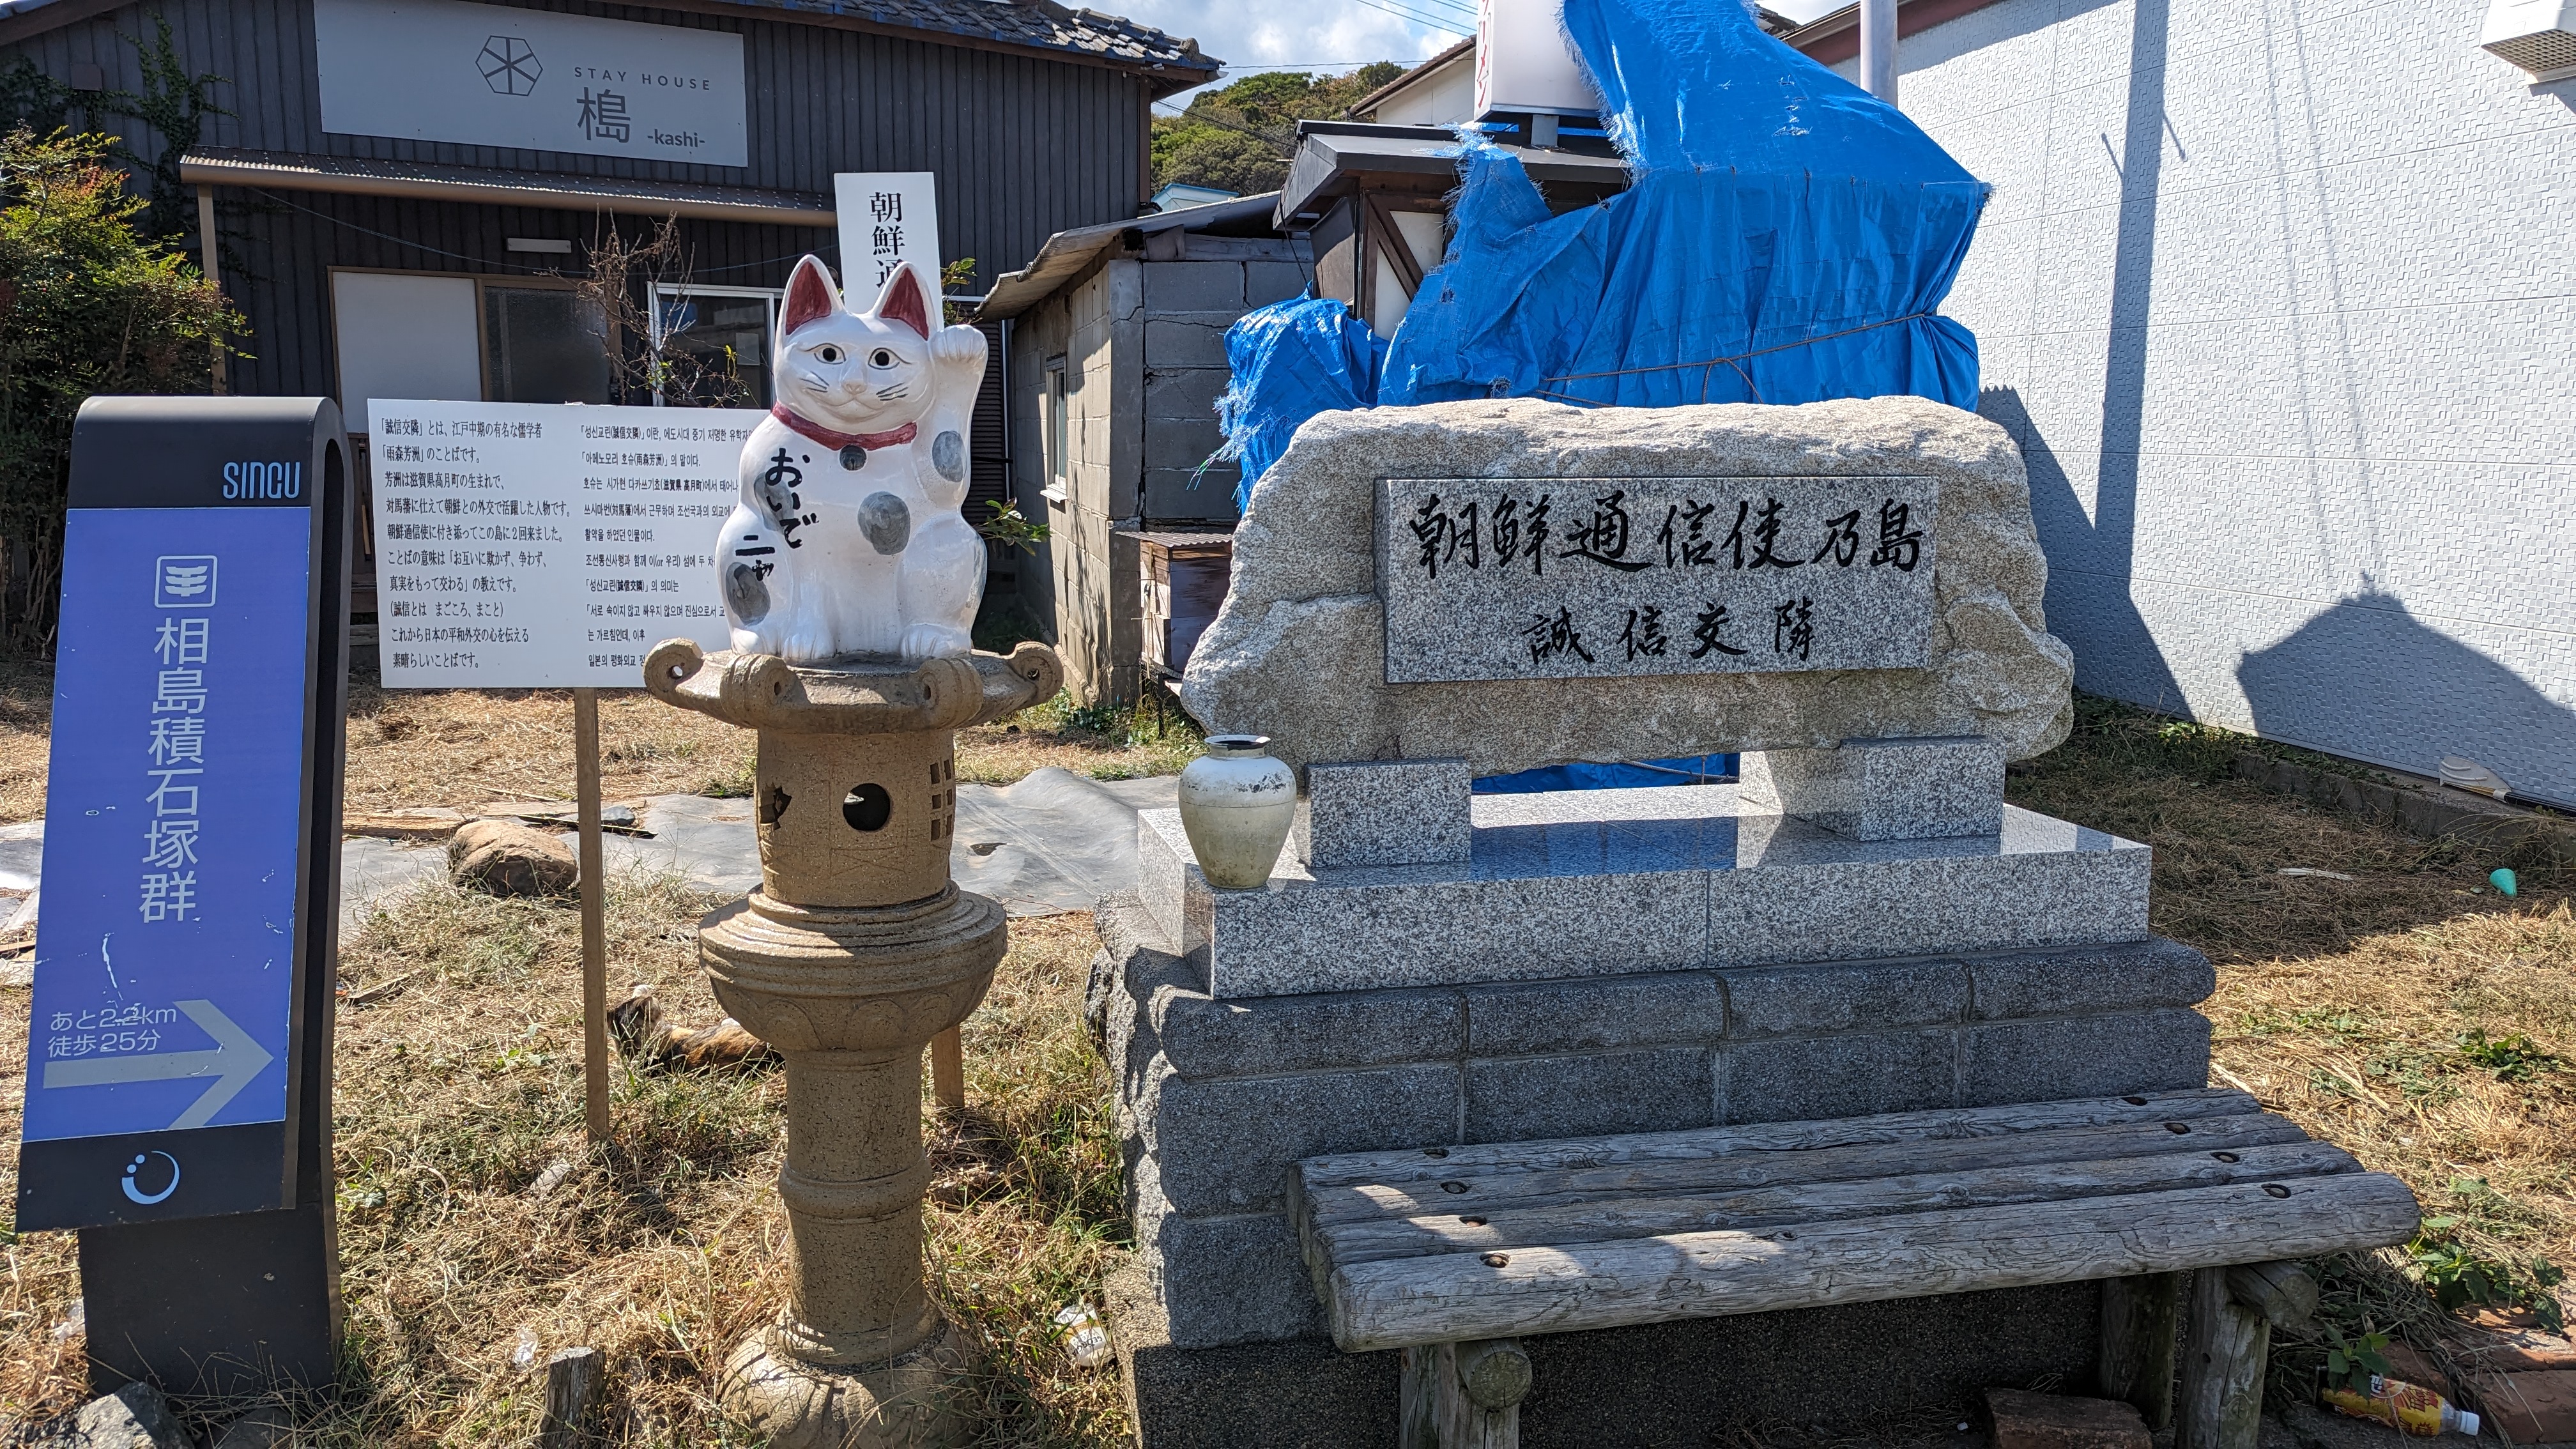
<box><xmin>1175</xmin><ymin>735</ymin><xmax>1296</xmax><ymax>890</ymax></box>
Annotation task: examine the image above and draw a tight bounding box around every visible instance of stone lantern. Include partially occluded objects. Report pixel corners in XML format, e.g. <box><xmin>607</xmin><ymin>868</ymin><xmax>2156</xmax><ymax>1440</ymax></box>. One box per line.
<box><xmin>644</xmin><ymin>636</ymin><xmax>1062</xmax><ymax>1449</ymax></box>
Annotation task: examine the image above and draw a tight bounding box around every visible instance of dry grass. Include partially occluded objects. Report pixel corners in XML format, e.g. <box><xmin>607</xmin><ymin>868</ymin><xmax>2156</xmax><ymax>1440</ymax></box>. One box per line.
<box><xmin>0</xmin><ymin>877</ymin><xmax>1128</xmax><ymax>1445</ymax></box>
<box><xmin>2</xmin><ymin>686</ymin><xmax>2568</xmax><ymax>1443</ymax></box>
<box><xmin>2007</xmin><ymin>698</ymin><xmax>2575</xmax><ymax>1390</ymax></box>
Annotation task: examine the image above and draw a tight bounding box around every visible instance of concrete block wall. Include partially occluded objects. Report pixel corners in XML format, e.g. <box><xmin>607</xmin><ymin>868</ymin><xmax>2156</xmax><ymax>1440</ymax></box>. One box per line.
<box><xmin>1862</xmin><ymin>0</ymin><xmax>2576</xmax><ymax>806</ymax></box>
<box><xmin>1005</xmin><ymin>252</ymin><xmax>1308</xmax><ymax>702</ymax></box>
<box><xmin>1096</xmin><ymin>891</ymin><xmax>2216</xmax><ymax>1350</ymax></box>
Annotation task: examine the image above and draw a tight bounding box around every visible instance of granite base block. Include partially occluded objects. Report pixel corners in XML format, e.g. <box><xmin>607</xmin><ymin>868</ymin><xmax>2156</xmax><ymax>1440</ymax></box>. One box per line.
<box><xmin>1463</xmin><ymin>970</ymin><xmax>1726</xmax><ymax>1055</ymax></box>
<box><xmin>1106</xmin><ymin>1261</ymin><xmax>1399</xmax><ymax>1449</ymax></box>
<box><xmin>1107</xmin><ymin>1263</ymin><xmax>2097</xmax><ymax>1449</ymax></box>
<box><xmin>1135</xmin><ymin>1053</ymin><xmax>1461</xmax><ymax>1214</ymax></box>
<box><xmin>1724</xmin><ymin>957</ymin><xmax>1970</xmax><ymax>1038</ymax></box>
<box><xmin>1722</xmin><ymin>1027</ymin><xmax>1960</xmax><ymax>1124</ymax></box>
<box><xmin>1148</xmin><ymin>797</ymin><xmax>2150</xmax><ymax>998</ymax></box>
<box><xmin>1153</xmin><ymin>979</ymin><xmax>1463</xmax><ymax>1078</ymax></box>
<box><xmin>1961</xmin><ymin>1008</ymin><xmax>2214</xmax><ymax>1107</ymax></box>
<box><xmin>1465</xmin><ymin>1046</ymin><xmax>1715</xmax><ymax>1143</ymax></box>
<box><xmin>1741</xmin><ymin>735</ymin><xmax>2008</xmax><ymax>841</ymax></box>
<box><xmin>1968</xmin><ymin>938</ymin><xmax>2216</xmax><ymax>1020</ymax></box>
<box><xmin>1130</xmin><ymin>1171</ymin><xmax>1324</xmax><ymax>1347</ymax></box>
<box><xmin>1298</xmin><ymin>756</ymin><xmax>1473</xmax><ymax>868</ymax></box>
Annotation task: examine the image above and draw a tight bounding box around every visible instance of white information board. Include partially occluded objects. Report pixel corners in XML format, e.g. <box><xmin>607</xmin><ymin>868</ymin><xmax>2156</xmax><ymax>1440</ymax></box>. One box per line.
<box><xmin>314</xmin><ymin>0</ymin><xmax>749</xmax><ymax>167</ymax></box>
<box><xmin>367</xmin><ymin>401</ymin><xmax>758</xmax><ymax>689</ymax></box>
<box><xmin>834</xmin><ymin>172</ymin><xmax>942</xmax><ymax>294</ymax></box>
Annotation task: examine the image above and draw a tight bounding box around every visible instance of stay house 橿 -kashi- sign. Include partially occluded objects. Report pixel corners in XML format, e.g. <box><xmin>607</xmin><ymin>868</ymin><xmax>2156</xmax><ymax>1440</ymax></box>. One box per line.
<box><xmin>313</xmin><ymin>0</ymin><xmax>749</xmax><ymax>167</ymax></box>
<box><xmin>1377</xmin><ymin>476</ymin><xmax>1938</xmax><ymax>684</ymax></box>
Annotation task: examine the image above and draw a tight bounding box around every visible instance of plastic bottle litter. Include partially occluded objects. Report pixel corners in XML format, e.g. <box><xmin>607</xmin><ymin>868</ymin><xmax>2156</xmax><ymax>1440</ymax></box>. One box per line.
<box><xmin>49</xmin><ymin>1298</ymin><xmax>83</xmax><ymax>1342</ymax></box>
<box><xmin>1052</xmin><ymin>1302</ymin><xmax>1111</xmax><ymax>1370</ymax></box>
<box><xmin>2319</xmin><ymin>1374</ymin><xmax>2479</xmax><ymax>1437</ymax></box>
<box><xmin>512</xmin><ymin>1326</ymin><xmax>541</xmax><ymax>1370</ymax></box>
<box><xmin>2490</xmin><ymin>868</ymin><xmax>2518</xmax><ymax>898</ymax></box>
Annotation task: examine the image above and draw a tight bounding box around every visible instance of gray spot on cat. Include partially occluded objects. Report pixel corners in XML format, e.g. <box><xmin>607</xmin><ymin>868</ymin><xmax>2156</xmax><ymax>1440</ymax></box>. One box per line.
<box><xmin>857</xmin><ymin>492</ymin><xmax>910</xmax><ymax>555</ymax></box>
<box><xmin>725</xmin><ymin>562</ymin><xmax>771</xmax><ymax>623</ymax></box>
<box><xmin>932</xmin><ymin>430</ymin><xmax>967</xmax><ymax>482</ymax></box>
<box><xmin>839</xmin><ymin>444</ymin><xmax>866</xmax><ymax>470</ymax></box>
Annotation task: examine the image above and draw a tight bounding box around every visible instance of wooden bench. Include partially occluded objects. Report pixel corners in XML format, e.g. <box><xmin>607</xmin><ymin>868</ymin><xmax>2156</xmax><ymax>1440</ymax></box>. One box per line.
<box><xmin>1290</xmin><ymin>1089</ymin><xmax>2420</xmax><ymax>1449</ymax></box>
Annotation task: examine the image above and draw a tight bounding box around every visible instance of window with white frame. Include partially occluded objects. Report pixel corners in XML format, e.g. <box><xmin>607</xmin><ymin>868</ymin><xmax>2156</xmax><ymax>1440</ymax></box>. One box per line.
<box><xmin>650</xmin><ymin>283</ymin><xmax>779</xmax><ymax>408</ymax></box>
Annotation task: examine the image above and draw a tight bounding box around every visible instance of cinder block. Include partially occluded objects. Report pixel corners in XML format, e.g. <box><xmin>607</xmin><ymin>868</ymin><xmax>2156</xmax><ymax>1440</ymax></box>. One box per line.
<box><xmin>1959</xmin><ymin>1009</ymin><xmax>2212</xmax><ymax>1107</ymax></box>
<box><xmin>1145</xmin><ymin>367</ymin><xmax>1231</xmax><ymax>425</ymax></box>
<box><xmin>1144</xmin><ymin>468</ymin><xmax>1236</xmax><ymax>522</ymax></box>
<box><xmin>1142</xmin><ymin>261</ymin><xmax>1246</xmax><ymax>313</ymax></box>
<box><xmin>1146</xmin><ymin>415</ymin><xmax>1226</xmax><ymax>471</ymax></box>
<box><xmin>1298</xmin><ymin>757</ymin><xmax>1473</xmax><ymax>868</ymax></box>
<box><xmin>1246</xmin><ymin>260</ymin><xmax>1308</xmax><ymax>306</ymax></box>
<box><xmin>1144</xmin><ymin>314</ymin><xmax>1236</xmax><ymax>367</ymax></box>
<box><xmin>1153</xmin><ymin>981</ymin><xmax>1463</xmax><ymax>1080</ymax></box>
<box><xmin>1465</xmin><ymin>1048</ymin><xmax>1715</xmax><ymax>1142</ymax></box>
<box><xmin>1723</xmin><ymin>1029</ymin><xmax>1958</xmax><ymax>1124</ymax></box>
<box><xmin>1966</xmin><ymin>938</ymin><xmax>2216</xmax><ymax>1020</ymax></box>
<box><xmin>1136</xmin><ymin>1054</ymin><xmax>1460</xmax><ymax>1213</ymax></box>
<box><xmin>1723</xmin><ymin>958</ymin><xmax>1969</xmax><ymax>1038</ymax></box>
<box><xmin>1464</xmin><ymin>972</ymin><xmax>1726</xmax><ymax>1055</ymax></box>
<box><xmin>1741</xmin><ymin>735</ymin><xmax>2007</xmax><ymax>840</ymax></box>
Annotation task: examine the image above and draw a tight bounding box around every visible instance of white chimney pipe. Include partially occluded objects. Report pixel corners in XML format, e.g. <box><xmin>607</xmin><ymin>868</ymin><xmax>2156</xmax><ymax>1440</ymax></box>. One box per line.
<box><xmin>1860</xmin><ymin>0</ymin><xmax>1899</xmax><ymax>105</ymax></box>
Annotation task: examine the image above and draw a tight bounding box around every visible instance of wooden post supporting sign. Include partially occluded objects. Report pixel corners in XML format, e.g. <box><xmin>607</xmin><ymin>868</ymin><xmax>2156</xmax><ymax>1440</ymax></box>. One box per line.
<box><xmin>573</xmin><ymin>689</ymin><xmax>610</xmax><ymax>1143</ymax></box>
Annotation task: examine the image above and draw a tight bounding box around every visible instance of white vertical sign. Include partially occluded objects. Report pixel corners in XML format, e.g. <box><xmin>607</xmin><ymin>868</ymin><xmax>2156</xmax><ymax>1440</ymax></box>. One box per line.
<box><xmin>834</xmin><ymin>172</ymin><xmax>942</xmax><ymax>295</ymax></box>
<box><xmin>368</xmin><ymin>401</ymin><xmax>763</xmax><ymax>688</ymax></box>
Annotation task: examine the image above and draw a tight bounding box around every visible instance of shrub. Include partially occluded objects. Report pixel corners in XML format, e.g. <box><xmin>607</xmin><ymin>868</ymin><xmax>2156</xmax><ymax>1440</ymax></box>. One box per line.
<box><xmin>0</xmin><ymin>126</ymin><xmax>238</xmax><ymax>645</ymax></box>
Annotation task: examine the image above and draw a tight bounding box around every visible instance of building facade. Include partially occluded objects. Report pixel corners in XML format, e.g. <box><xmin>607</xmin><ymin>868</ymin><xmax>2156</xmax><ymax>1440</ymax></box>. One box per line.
<box><xmin>0</xmin><ymin>0</ymin><xmax>1213</xmax><ymax>618</ymax></box>
<box><xmin>1798</xmin><ymin>0</ymin><xmax>2576</xmax><ymax>808</ymax></box>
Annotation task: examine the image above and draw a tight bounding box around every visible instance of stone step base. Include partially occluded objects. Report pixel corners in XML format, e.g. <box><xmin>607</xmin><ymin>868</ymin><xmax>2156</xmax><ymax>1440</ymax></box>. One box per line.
<box><xmin>1138</xmin><ymin>787</ymin><xmax>2149</xmax><ymax>999</ymax></box>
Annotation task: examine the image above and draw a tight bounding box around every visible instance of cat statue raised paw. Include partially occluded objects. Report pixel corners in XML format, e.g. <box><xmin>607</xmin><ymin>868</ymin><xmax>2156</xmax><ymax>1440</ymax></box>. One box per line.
<box><xmin>717</xmin><ymin>256</ymin><xmax>986</xmax><ymax>663</ymax></box>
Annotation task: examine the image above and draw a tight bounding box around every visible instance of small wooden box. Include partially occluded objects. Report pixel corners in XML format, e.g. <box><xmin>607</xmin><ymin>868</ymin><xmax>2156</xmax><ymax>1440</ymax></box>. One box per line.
<box><xmin>1138</xmin><ymin>530</ymin><xmax>1234</xmax><ymax>677</ymax></box>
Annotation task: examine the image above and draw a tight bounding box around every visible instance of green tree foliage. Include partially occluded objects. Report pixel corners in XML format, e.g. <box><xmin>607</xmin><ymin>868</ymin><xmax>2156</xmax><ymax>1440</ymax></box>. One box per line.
<box><xmin>1151</xmin><ymin>62</ymin><xmax>1409</xmax><ymax>199</ymax></box>
<box><xmin>0</xmin><ymin>16</ymin><xmax>229</xmax><ymax>242</ymax></box>
<box><xmin>0</xmin><ymin>128</ymin><xmax>239</xmax><ymax>644</ymax></box>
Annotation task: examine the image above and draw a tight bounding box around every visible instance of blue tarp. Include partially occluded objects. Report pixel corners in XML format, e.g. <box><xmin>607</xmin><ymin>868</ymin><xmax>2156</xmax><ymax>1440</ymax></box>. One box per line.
<box><xmin>1216</xmin><ymin>0</ymin><xmax>1989</xmax><ymax>473</ymax></box>
<box><xmin>1209</xmin><ymin>292</ymin><xmax>1385</xmax><ymax>513</ymax></box>
<box><xmin>1381</xmin><ymin>0</ymin><xmax>1988</xmax><ymax>409</ymax></box>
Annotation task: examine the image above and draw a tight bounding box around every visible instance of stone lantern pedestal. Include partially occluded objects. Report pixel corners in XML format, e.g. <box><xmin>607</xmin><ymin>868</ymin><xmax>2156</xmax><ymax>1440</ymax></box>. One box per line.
<box><xmin>645</xmin><ymin>636</ymin><xmax>1062</xmax><ymax>1449</ymax></box>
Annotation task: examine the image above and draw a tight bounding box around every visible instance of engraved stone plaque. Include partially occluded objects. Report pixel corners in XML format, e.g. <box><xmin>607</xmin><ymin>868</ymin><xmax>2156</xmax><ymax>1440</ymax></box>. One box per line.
<box><xmin>1377</xmin><ymin>476</ymin><xmax>1938</xmax><ymax>684</ymax></box>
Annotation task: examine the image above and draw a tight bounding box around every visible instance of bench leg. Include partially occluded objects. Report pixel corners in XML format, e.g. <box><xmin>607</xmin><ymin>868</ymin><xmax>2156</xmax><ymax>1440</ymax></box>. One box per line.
<box><xmin>2098</xmin><ymin>1270</ymin><xmax>2184</xmax><ymax>1430</ymax></box>
<box><xmin>2178</xmin><ymin>1268</ymin><xmax>2270</xmax><ymax>1449</ymax></box>
<box><xmin>1399</xmin><ymin>1338</ymin><xmax>1531</xmax><ymax>1449</ymax></box>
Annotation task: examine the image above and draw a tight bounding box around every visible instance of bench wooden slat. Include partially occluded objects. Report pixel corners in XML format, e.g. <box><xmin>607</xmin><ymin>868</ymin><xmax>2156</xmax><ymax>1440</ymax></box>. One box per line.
<box><xmin>1322</xmin><ymin>1172</ymin><xmax>2423</xmax><ymax>1351</ymax></box>
<box><xmin>1297</xmin><ymin>1087</ymin><xmax>2262</xmax><ymax>1190</ymax></box>
<box><xmin>1317</xmin><ymin>1137</ymin><xmax>2362</xmax><ymax>1265</ymax></box>
<box><xmin>1299</xmin><ymin>1112</ymin><xmax>2311</xmax><ymax>1229</ymax></box>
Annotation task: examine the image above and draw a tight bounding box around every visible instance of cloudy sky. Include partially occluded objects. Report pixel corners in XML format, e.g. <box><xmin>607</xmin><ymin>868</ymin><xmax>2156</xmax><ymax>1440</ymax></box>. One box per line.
<box><xmin>1117</xmin><ymin>0</ymin><xmax>1847</xmax><ymax>107</ymax></box>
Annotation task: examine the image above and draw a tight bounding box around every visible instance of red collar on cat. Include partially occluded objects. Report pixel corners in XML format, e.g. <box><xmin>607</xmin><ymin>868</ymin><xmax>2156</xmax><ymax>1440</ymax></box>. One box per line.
<box><xmin>769</xmin><ymin>405</ymin><xmax>916</xmax><ymax>452</ymax></box>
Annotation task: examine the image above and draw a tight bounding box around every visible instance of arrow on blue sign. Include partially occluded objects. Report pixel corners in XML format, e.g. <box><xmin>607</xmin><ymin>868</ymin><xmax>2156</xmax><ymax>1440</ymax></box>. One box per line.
<box><xmin>41</xmin><ymin>998</ymin><xmax>275</xmax><ymax>1130</ymax></box>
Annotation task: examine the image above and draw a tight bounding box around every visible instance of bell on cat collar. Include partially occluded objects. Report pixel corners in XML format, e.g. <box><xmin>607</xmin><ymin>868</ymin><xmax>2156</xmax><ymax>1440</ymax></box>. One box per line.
<box><xmin>838</xmin><ymin>443</ymin><xmax>866</xmax><ymax>470</ymax></box>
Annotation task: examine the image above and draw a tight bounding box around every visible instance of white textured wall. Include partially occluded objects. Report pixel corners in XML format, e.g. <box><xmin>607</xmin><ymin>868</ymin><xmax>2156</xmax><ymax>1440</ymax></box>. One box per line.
<box><xmin>1878</xmin><ymin>0</ymin><xmax>2576</xmax><ymax>806</ymax></box>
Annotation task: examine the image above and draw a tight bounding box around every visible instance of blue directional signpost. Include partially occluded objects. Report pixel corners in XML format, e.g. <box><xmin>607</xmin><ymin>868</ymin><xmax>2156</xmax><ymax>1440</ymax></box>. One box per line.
<box><xmin>15</xmin><ymin>396</ymin><xmax>351</xmax><ymax>1394</ymax></box>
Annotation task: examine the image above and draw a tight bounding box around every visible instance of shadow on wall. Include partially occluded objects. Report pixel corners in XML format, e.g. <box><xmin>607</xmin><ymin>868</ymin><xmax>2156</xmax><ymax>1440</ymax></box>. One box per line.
<box><xmin>1977</xmin><ymin>385</ymin><xmax>2185</xmax><ymax>710</ymax></box>
<box><xmin>2238</xmin><ymin>586</ymin><xmax>2576</xmax><ymax>810</ymax></box>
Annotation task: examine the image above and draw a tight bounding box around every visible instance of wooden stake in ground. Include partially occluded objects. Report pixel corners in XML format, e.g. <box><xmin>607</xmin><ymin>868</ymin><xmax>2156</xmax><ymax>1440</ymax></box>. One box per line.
<box><xmin>932</xmin><ymin>1026</ymin><xmax>964</xmax><ymax>1112</ymax></box>
<box><xmin>573</xmin><ymin>689</ymin><xmax>610</xmax><ymax>1143</ymax></box>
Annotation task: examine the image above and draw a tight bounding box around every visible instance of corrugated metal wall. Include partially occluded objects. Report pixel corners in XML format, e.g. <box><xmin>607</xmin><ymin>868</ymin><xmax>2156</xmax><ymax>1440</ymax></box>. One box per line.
<box><xmin>1</xmin><ymin>0</ymin><xmax>1149</xmax><ymax>397</ymax></box>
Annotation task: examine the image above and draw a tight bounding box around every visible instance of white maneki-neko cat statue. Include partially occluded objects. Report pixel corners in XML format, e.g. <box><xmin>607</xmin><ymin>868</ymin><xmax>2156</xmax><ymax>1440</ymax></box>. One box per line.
<box><xmin>718</xmin><ymin>255</ymin><xmax>986</xmax><ymax>664</ymax></box>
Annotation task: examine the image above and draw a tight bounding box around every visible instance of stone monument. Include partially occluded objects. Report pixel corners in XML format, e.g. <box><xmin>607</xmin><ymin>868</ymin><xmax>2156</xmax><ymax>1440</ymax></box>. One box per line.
<box><xmin>1099</xmin><ymin>397</ymin><xmax>2218</xmax><ymax>1446</ymax></box>
<box><xmin>644</xmin><ymin>640</ymin><xmax>1060</xmax><ymax>1448</ymax></box>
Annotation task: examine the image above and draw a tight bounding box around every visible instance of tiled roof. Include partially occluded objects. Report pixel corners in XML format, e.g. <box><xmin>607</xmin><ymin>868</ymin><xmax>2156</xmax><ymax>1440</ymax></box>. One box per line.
<box><xmin>712</xmin><ymin>0</ymin><xmax>1221</xmax><ymax>79</ymax></box>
